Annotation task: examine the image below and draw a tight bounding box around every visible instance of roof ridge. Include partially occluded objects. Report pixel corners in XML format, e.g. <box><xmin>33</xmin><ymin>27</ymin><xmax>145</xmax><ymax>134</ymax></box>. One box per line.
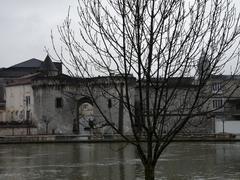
<box><xmin>10</xmin><ymin>58</ymin><xmax>42</xmax><ymax>68</ymax></box>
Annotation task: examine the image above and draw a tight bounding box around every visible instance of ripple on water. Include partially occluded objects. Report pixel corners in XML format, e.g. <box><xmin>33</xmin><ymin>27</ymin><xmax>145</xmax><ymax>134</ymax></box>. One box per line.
<box><xmin>0</xmin><ymin>142</ymin><xmax>239</xmax><ymax>180</ymax></box>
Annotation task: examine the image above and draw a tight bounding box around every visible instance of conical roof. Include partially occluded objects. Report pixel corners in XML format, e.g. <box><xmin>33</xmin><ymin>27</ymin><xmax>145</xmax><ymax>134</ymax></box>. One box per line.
<box><xmin>40</xmin><ymin>55</ymin><xmax>58</xmax><ymax>72</ymax></box>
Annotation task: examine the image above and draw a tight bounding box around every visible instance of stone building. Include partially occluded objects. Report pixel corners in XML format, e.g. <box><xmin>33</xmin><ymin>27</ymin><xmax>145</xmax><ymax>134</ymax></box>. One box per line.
<box><xmin>209</xmin><ymin>75</ymin><xmax>240</xmax><ymax>134</ymax></box>
<box><xmin>0</xmin><ymin>56</ymin><xmax>62</xmax><ymax>135</ymax></box>
<box><xmin>0</xmin><ymin>57</ymin><xmax>62</xmax><ymax>122</ymax></box>
<box><xmin>134</xmin><ymin>77</ymin><xmax>216</xmax><ymax>135</ymax></box>
<box><xmin>2</xmin><ymin>55</ymin><xmax>240</xmax><ymax>135</ymax></box>
<box><xmin>4</xmin><ymin>56</ymin><xmax>135</xmax><ymax>135</ymax></box>
<box><xmin>31</xmin><ymin>75</ymin><xmax>135</xmax><ymax>135</ymax></box>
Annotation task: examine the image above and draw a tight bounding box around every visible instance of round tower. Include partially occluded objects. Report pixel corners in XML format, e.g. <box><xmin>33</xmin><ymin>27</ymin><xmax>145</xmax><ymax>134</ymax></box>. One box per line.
<box><xmin>39</xmin><ymin>55</ymin><xmax>58</xmax><ymax>76</ymax></box>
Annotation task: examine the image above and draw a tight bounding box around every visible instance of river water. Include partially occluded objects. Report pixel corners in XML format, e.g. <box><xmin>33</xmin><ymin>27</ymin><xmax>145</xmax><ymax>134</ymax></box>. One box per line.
<box><xmin>0</xmin><ymin>142</ymin><xmax>239</xmax><ymax>180</ymax></box>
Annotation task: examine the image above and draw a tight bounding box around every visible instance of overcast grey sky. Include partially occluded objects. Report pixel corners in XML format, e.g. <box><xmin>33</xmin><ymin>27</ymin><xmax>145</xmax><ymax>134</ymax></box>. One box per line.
<box><xmin>0</xmin><ymin>0</ymin><xmax>240</xmax><ymax>68</ymax></box>
<box><xmin>0</xmin><ymin>0</ymin><xmax>78</xmax><ymax>67</ymax></box>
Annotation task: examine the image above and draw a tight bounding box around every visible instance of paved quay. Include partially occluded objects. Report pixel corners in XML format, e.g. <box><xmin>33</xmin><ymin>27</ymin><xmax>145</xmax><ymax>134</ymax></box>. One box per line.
<box><xmin>0</xmin><ymin>134</ymin><xmax>239</xmax><ymax>144</ymax></box>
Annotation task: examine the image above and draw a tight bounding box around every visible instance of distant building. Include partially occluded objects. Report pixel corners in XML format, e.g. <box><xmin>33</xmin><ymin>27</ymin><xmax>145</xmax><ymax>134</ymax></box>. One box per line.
<box><xmin>209</xmin><ymin>75</ymin><xmax>240</xmax><ymax>134</ymax></box>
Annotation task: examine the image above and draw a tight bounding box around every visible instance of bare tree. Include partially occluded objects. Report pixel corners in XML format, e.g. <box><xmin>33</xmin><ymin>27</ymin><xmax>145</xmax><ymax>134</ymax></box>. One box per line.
<box><xmin>52</xmin><ymin>0</ymin><xmax>240</xmax><ymax>179</ymax></box>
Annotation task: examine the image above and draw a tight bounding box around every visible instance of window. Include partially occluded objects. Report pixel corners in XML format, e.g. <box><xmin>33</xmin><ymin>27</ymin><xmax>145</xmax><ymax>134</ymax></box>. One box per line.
<box><xmin>56</xmin><ymin>98</ymin><xmax>63</xmax><ymax>108</ymax></box>
<box><xmin>213</xmin><ymin>99</ymin><xmax>223</xmax><ymax>108</ymax></box>
<box><xmin>19</xmin><ymin>111</ymin><xmax>24</xmax><ymax>120</ymax></box>
<box><xmin>236</xmin><ymin>103</ymin><xmax>240</xmax><ymax>110</ymax></box>
<box><xmin>26</xmin><ymin>110</ymin><xmax>30</xmax><ymax>121</ymax></box>
<box><xmin>11</xmin><ymin>112</ymin><xmax>14</xmax><ymax>120</ymax></box>
<box><xmin>26</xmin><ymin>96</ymin><xmax>30</xmax><ymax>106</ymax></box>
<box><xmin>108</xmin><ymin>99</ymin><xmax>112</xmax><ymax>108</ymax></box>
<box><xmin>212</xmin><ymin>82</ymin><xmax>222</xmax><ymax>94</ymax></box>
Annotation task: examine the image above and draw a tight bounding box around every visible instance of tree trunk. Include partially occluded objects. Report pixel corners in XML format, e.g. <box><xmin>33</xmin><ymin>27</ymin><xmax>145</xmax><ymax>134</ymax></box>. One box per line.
<box><xmin>144</xmin><ymin>164</ymin><xmax>155</xmax><ymax>180</ymax></box>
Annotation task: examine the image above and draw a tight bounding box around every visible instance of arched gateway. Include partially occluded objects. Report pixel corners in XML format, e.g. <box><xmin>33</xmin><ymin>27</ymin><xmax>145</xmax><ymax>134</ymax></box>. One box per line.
<box><xmin>73</xmin><ymin>96</ymin><xmax>94</xmax><ymax>134</ymax></box>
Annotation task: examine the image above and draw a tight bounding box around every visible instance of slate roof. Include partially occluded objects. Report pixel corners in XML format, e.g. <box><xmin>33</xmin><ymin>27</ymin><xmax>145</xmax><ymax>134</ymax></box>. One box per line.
<box><xmin>0</xmin><ymin>56</ymin><xmax>62</xmax><ymax>78</ymax></box>
<box><xmin>10</xmin><ymin>58</ymin><xmax>42</xmax><ymax>68</ymax></box>
<box><xmin>0</xmin><ymin>68</ymin><xmax>39</xmax><ymax>78</ymax></box>
<box><xmin>39</xmin><ymin>55</ymin><xmax>58</xmax><ymax>72</ymax></box>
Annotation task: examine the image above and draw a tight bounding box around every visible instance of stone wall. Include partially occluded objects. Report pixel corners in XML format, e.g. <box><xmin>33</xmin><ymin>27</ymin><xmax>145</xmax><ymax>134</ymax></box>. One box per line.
<box><xmin>0</xmin><ymin>127</ymin><xmax>37</xmax><ymax>136</ymax></box>
<box><xmin>33</xmin><ymin>85</ymin><xmax>75</xmax><ymax>134</ymax></box>
<box><xmin>32</xmin><ymin>77</ymin><xmax>136</xmax><ymax>135</ymax></box>
<box><xmin>5</xmin><ymin>84</ymin><xmax>35</xmax><ymax>123</ymax></box>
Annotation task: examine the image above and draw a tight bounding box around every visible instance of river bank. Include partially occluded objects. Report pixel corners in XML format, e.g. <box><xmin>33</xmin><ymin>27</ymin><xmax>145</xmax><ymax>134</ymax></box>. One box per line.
<box><xmin>0</xmin><ymin>134</ymin><xmax>239</xmax><ymax>144</ymax></box>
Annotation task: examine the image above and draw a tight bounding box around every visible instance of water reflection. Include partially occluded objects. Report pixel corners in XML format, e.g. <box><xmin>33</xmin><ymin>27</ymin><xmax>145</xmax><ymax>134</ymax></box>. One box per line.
<box><xmin>0</xmin><ymin>142</ymin><xmax>239</xmax><ymax>179</ymax></box>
